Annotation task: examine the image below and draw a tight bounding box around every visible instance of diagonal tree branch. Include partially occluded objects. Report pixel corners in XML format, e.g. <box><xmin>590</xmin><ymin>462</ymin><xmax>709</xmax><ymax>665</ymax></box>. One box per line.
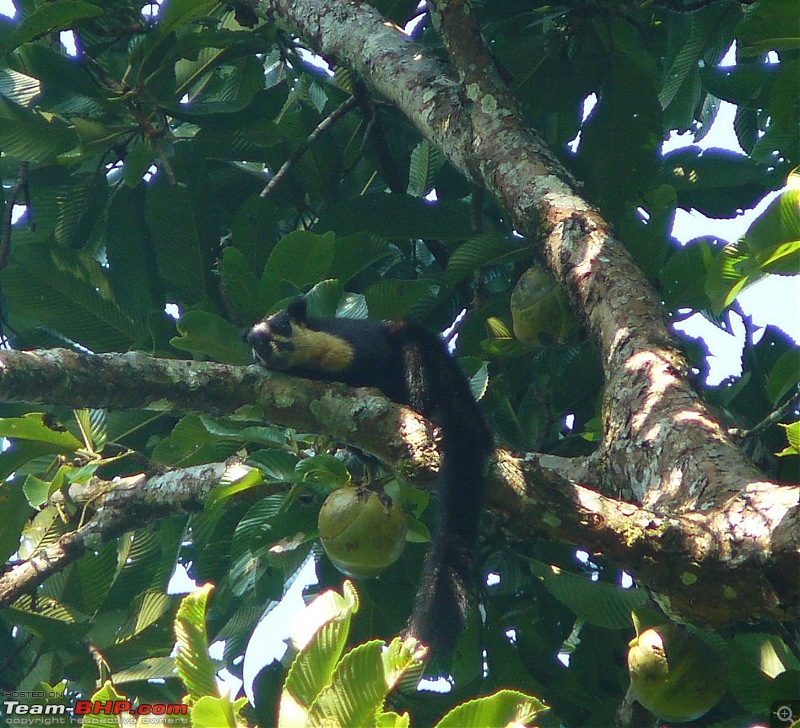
<box><xmin>0</xmin><ymin>463</ymin><xmax>224</xmax><ymax>607</ymax></box>
<box><xmin>260</xmin><ymin>94</ymin><xmax>358</xmax><ymax>198</ymax></box>
<box><xmin>242</xmin><ymin>0</ymin><xmax>785</xmax><ymax>517</ymax></box>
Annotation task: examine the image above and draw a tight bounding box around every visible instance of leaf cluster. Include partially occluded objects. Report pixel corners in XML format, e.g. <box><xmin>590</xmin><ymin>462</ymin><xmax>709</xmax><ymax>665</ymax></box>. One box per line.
<box><xmin>0</xmin><ymin>1</ymin><xmax>796</xmax><ymax>726</ymax></box>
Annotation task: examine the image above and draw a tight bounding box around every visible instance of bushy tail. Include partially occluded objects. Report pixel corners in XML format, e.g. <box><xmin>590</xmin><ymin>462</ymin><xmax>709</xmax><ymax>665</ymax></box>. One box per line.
<box><xmin>405</xmin><ymin>431</ymin><xmax>489</xmax><ymax>654</ymax></box>
<box><xmin>399</xmin><ymin>328</ymin><xmax>493</xmax><ymax>654</ymax></box>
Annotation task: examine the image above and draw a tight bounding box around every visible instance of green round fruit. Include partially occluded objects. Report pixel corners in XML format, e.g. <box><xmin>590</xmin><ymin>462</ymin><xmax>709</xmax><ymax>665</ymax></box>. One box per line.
<box><xmin>628</xmin><ymin>622</ymin><xmax>727</xmax><ymax>723</ymax></box>
<box><xmin>510</xmin><ymin>265</ymin><xmax>581</xmax><ymax>346</ymax></box>
<box><xmin>318</xmin><ymin>487</ymin><xmax>407</xmax><ymax>578</ymax></box>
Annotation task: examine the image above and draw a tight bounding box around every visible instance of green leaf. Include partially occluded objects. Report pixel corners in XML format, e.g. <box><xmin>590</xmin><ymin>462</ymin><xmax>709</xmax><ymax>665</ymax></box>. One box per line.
<box><xmin>735</xmin><ymin>0</ymin><xmax>800</xmax><ymax>55</ymax></box>
<box><xmin>110</xmin><ymin>656</ymin><xmax>180</xmax><ymax>684</ymax></box>
<box><xmin>117</xmin><ymin>590</ymin><xmax>173</xmax><ymax>641</ymax></box>
<box><xmin>122</xmin><ymin>140</ymin><xmax>159</xmax><ymax>187</ymax></box>
<box><xmin>296</xmin><ymin>454</ymin><xmax>351</xmax><ymax>489</ymax></box>
<box><xmin>280</xmin><ymin>581</ymin><xmax>359</xmax><ymax>724</ymax></box>
<box><xmin>249</xmin><ymin>449</ymin><xmax>302</xmax><ymax>483</ymax></box>
<box><xmin>205</xmin><ymin>463</ymin><xmax>263</xmax><ymax>509</ymax></box>
<box><xmin>407</xmin><ymin>140</ymin><xmax>442</xmax><ymax>198</ymax></box>
<box><xmin>724</xmin><ymin>632</ymin><xmax>798</xmax><ymax>711</ymax></box>
<box><xmin>363</xmin><ymin>279</ymin><xmax>435</xmax><ymax>320</ymax></box>
<box><xmin>194</xmin><ymin>118</ymin><xmax>282</xmax><ymax>162</ymax></box>
<box><xmin>105</xmin><ymin>184</ymin><xmax>162</xmax><ymax>312</ymax></box>
<box><xmin>468</xmin><ymin>360</ymin><xmax>489</xmax><ymax>402</ymax></box>
<box><xmin>70</xmin><ymin>117</ymin><xmax>128</xmax><ymax>156</ymax></box>
<box><xmin>73</xmin><ymin>408</ymin><xmax>106</xmax><ymax>452</ymax></box>
<box><xmin>305</xmin><ymin>279</ymin><xmax>347</xmax><ymax>318</ymax></box>
<box><xmin>230</xmin><ymin>196</ymin><xmax>279</xmax><ymax>276</ymax></box>
<box><xmin>0</xmin><ymin>96</ymin><xmax>77</xmax><ymax>164</ymax></box>
<box><xmin>578</xmin><ymin>47</ymin><xmax>661</xmax><ymax>217</ymax></box>
<box><xmin>175</xmin><ymin>31</ymin><xmax>276</xmax><ymax>100</ymax></box>
<box><xmin>191</xmin><ymin>695</ymin><xmax>240</xmax><ymax>728</ymax></box>
<box><xmin>2</xmin><ymin>245</ymin><xmax>146</xmax><ymax>352</ymax></box>
<box><xmin>6</xmin><ymin>1</ymin><xmax>103</xmax><ymax>51</ymax></box>
<box><xmin>171</xmin><ymin>311</ymin><xmax>252</xmax><ymax>364</ymax></box>
<box><xmin>315</xmin><ymin>194</ymin><xmax>474</xmax><ymax>240</ymax></box>
<box><xmin>199</xmin><ymin>417</ymin><xmax>286</xmax><ymax>447</ymax></box>
<box><xmin>659</xmin><ymin>13</ymin><xmax>706</xmax><ymax>111</ymax></box>
<box><xmin>661</xmin><ymin>238</ymin><xmax>717</xmax><ymax>311</ymax></box>
<box><xmin>0</xmin><ymin>413</ymin><xmax>82</xmax><ymax>450</ymax></box>
<box><xmin>618</xmin><ymin>189</ymin><xmax>675</xmax><ymax>278</ymax></box>
<box><xmin>174</xmin><ymin>583</ymin><xmax>218</xmax><ymax>703</ymax></box>
<box><xmin>706</xmin><ymin>189</ymin><xmax>800</xmax><ymax>311</ymax></box>
<box><xmin>0</xmin><ymin>68</ymin><xmax>40</xmax><ymax>106</ymax></box>
<box><xmin>157</xmin><ymin>0</ymin><xmax>217</xmax><ymax>37</ymax></box>
<box><xmin>328</xmin><ymin>234</ymin><xmax>394</xmax><ymax>286</ymax></box>
<box><xmin>741</xmin><ymin>188</ymin><xmax>800</xmax><ymax>254</ymax></box>
<box><xmin>22</xmin><ymin>474</ymin><xmax>51</xmax><ymax>509</ymax></box>
<box><xmin>446</xmin><ymin>234</ymin><xmax>525</xmax><ymax>287</ymax></box>
<box><xmin>219</xmin><ymin>246</ymin><xmax>261</xmax><ymax>322</ymax></box>
<box><xmin>435</xmin><ymin>689</ymin><xmax>548</xmax><ymax>728</ymax></box>
<box><xmin>145</xmin><ymin>177</ymin><xmax>219</xmax><ymax>304</ymax></box>
<box><xmin>660</xmin><ymin>4</ymin><xmax>739</xmax><ymax>126</ymax></box>
<box><xmin>705</xmin><ymin>240</ymin><xmax>749</xmax><ymax>312</ymax></box>
<box><xmin>776</xmin><ymin>422</ymin><xmax>800</xmax><ymax>458</ymax></box>
<box><xmin>68</xmin><ymin>542</ymin><xmax>119</xmax><ymax>617</ymax></box>
<box><xmin>53</xmin><ymin>170</ymin><xmax>108</xmax><ymax>249</ymax></box>
<box><xmin>12</xmin><ymin>44</ymin><xmax>104</xmax><ymax>99</ymax></box>
<box><xmin>152</xmin><ymin>414</ymin><xmax>238</xmax><ymax>467</ymax></box>
<box><xmin>533</xmin><ymin>563</ymin><xmax>649</xmax><ymax>629</ymax></box>
<box><xmin>18</xmin><ymin>506</ymin><xmax>68</xmax><ymax>560</ymax></box>
<box><xmin>699</xmin><ymin>63</ymin><xmax>779</xmax><ymax>108</ymax></box>
<box><xmin>80</xmin><ymin>683</ymin><xmax>136</xmax><ymax>728</ymax></box>
<box><xmin>258</xmin><ymin>230</ymin><xmax>336</xmax><ymax>308</ymax></box>
<box><xmin>766</xmin><ymin>350</ymin><xmax>799</xmax><ymax>405</ymax></box>
<box><xmin>752</xmin><ymin>240</ymin><xmax>800</xmax><ymax>275</ymax></box>
<box><xmin>0</xmin><ymin>481</ymin><xmax>33</xmax><ymax>563</ymax></box>
<box><xmin>306</xmin><ymin>640</ymin><xmax>388</xmax><ymax>727</ymax></box>
<box><xmin>660</xmin><ymin>146</ymin><xmax>772</xmax><ymax>218</ymax></box>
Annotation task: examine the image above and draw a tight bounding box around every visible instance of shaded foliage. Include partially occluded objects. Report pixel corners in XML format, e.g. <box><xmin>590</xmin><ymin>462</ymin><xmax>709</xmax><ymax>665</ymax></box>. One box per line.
<box><xmin>0</xmin><ymin>0</ymin><xmax>796</xmax><ymax>726</ymax></box>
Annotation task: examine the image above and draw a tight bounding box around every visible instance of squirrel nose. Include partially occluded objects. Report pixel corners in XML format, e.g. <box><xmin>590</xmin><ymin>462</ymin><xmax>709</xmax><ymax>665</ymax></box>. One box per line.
<box><xmin>244</xmin><ymin>321</ymin><xmax>270</xmax><ymax>347</ymax></box>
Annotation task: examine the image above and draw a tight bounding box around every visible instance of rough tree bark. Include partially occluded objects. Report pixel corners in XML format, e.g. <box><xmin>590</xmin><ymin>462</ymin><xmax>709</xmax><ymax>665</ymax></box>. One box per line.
<box><xmin>0</xmin><ymin>0</ymin><xmax>796</xmax><ymax>626</ymax></box>
<box><xmin>238</xmin><ymin>0</ymin><xmax>799</xmax><ymax>622</ymax></box>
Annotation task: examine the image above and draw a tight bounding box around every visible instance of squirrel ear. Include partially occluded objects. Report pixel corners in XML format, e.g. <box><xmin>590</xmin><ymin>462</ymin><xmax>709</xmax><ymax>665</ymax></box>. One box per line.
<box><xmin>287</xmin><ymin>298</ymin><xmax>308</xmax><ymax>323</ymax></box>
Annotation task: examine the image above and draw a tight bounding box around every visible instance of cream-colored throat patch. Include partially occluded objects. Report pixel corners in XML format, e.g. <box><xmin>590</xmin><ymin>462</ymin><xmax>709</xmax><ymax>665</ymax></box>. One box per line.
<box><xmin>291</xmin><ymin>328</ymin><xmax>355</xmax><ymax>372</ymax></box>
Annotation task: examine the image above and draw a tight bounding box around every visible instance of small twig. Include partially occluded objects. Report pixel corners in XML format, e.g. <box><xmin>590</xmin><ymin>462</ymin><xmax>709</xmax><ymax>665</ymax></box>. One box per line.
<box><xmin>471</xmin><ymin>184</ymin><xmax>484</xmax><ymax>233</ymax></box>
<box><xmin>354</xmin><ymin>87</ymin><xmax>404</xmax><ymax>194</ymax></box>
<box><xmin>155</xmin><ymin>141</ymin><xmax>177</xmax><ymax>186</ymax></box>
<box><xmin>260</xmin><ymin>95</ymin><xmax>358</xmax><ymax>198</ymax></box>
<box><xmin>0</xmin><ymin>162</ymin><xmax>31</xmax><ymax>271</ymax></box>
<box><xmin>652</xmin><ymin>0</ymin><xmax>729</xmax><ymax>11</ymax></box>
<box><xmin>730</xmin><ymin>396</ymin><xmax>799</xmax><ymax>440</ymax></box>
<box><xmin>339</xmin><ymin>110</ymin><xmax>375</xmax><ymax>181</ymax></box>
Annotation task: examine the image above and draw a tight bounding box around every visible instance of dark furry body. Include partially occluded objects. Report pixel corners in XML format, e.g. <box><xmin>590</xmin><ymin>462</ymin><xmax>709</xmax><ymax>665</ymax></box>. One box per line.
<box><xmin>247</xmin><ymin>301</ymin><xmax>492</xmax><ymax>654</ymax></box>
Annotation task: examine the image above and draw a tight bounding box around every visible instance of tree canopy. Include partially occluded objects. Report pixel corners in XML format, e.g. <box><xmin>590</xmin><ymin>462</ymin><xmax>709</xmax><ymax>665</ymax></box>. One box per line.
<box><xmin>0</xmin><ymin>0</ymin><xmax>797</xmax><ymax>726</ymax></box>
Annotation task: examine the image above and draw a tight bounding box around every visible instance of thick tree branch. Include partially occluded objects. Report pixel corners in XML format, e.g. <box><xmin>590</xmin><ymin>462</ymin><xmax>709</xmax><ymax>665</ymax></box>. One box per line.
<box><xmin>0</xmin><ymin>347</ymin><xmax>441</xmax><ymax>481</ymax></box>
<box><xmin>0</xmin><ymin>463</ymin><xmax>224</xmax><ymax>607</ymax></box>
<box><xmin>243</xmin><ymin>0</ymin><xmax>783</xmax><ymax>518</ymax></box>
<box><xmin>0</xmin><ymin>349</ymin><xmax>796</xmax><ymax>624</ymax></box>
